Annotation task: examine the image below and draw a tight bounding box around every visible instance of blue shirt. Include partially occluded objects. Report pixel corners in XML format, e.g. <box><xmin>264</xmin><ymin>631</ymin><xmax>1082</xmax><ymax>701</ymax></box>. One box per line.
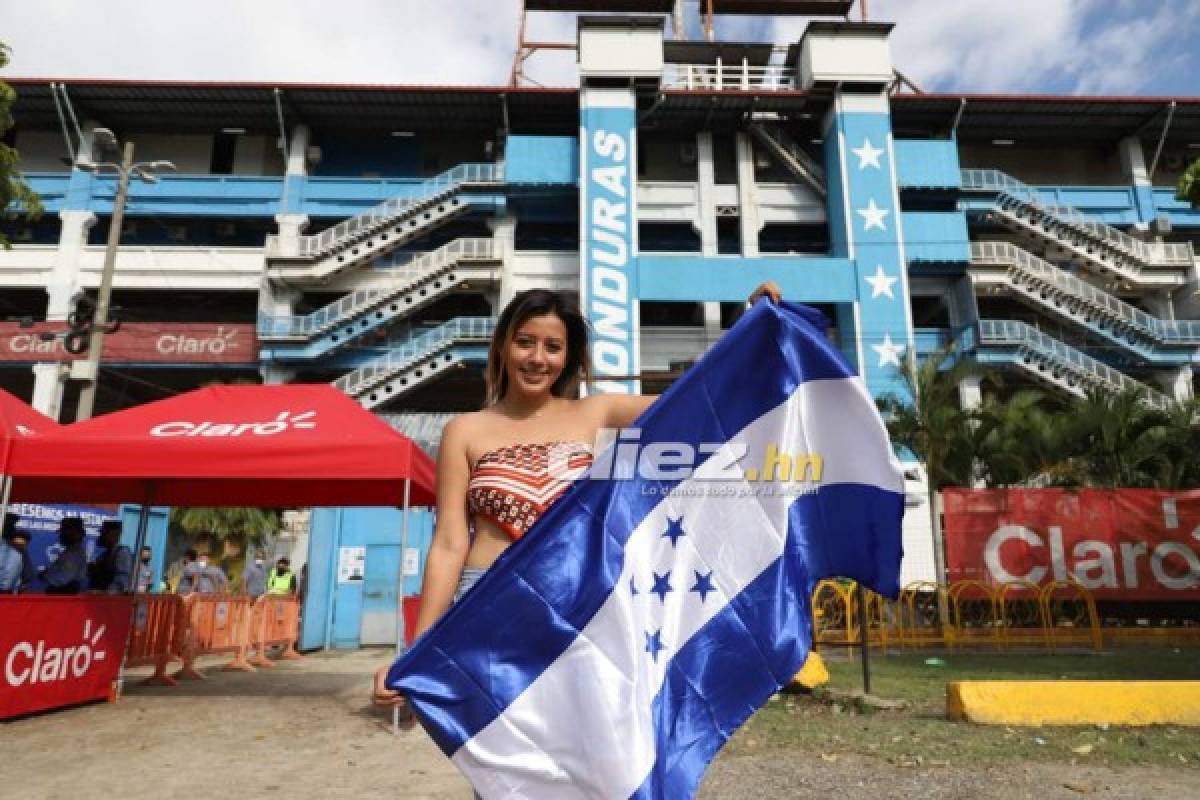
<box><xmin>0</xmin><ymin>540</ymin><xmax>24</xmax><ymax>592</ymax></box>
<box><xmin>43</xmin><ymin>543</ymin><xmax>88</xmax><ymax>590</ymax></box>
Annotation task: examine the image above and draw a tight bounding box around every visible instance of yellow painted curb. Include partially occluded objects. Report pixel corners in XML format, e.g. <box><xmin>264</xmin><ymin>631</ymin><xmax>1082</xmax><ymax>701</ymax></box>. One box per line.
<box><xmin>947</xmin><ymin>681</ymin><xmax>1200</xmax><ymax>727</ymax></box>
<box><xmin>789</xmin><ymin>652</ymin><xmax>830</xmax><ymax>690</ymax></box>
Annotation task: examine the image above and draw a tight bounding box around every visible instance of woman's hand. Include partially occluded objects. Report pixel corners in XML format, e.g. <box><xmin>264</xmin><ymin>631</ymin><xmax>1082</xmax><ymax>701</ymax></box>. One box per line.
<box><xmin>748</xmin><ymin>281</ymin><xmax>782</xmax><ymax>306</ymax></box>
<box><xmin>372</xmin><ymin>663</ymin><xmax>409</xmax><ymax>710</ymax></box>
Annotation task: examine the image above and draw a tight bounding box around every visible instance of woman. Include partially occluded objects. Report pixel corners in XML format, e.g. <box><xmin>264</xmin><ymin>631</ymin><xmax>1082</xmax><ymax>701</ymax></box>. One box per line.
<box><xmin>373</xmin><ymin>283</ymin><xmax>779</xmax><ymax>710</ymax></box>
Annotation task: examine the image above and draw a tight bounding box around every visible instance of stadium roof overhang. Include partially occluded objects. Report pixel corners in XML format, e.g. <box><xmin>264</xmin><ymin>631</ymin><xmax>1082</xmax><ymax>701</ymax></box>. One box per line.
<box><xmin>7</xmin><ymin>78</ymin><xmax>831</xmax><ymax>137</ymax></box>
<box><xmin>6</xmin><ymin>79</ymin><xmax>580</xmax><ymax>136</ymax></box>
<box><xmin>9</xmin><ymin>79</ymin><xmax>1199</xmax><ymax>146</ymax></box>
<box><xmin>891</xmin><ymin>94</ymin><xmax>1200</xmax><ymax>149</ymax></box>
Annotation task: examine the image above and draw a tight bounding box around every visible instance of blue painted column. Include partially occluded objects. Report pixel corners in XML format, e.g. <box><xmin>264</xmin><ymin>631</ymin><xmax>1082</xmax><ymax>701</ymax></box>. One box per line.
<box><xmin>822</xmin><ymin>93</ymin><xmax>915</xmax><ymax>402</ymax></box>
<box><xmin>579</xmin><ymin>87</ymin><xmax>640</xmax><ymax>395</ymax></box>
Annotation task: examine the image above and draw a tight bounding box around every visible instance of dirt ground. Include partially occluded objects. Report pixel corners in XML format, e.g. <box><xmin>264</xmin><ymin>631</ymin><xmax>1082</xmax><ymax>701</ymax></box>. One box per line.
<box><xmin>3</xmin><ymin>649</ymin><xmax>1197</xmax><ymax>800</ymax></box>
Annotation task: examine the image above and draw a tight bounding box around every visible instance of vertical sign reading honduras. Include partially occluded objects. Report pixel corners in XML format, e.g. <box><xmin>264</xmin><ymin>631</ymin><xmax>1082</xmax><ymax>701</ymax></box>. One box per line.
<box><xmin>580</xmin><ymin>87</ymin><xmax>640</xmax><ymax>394</ymax></box>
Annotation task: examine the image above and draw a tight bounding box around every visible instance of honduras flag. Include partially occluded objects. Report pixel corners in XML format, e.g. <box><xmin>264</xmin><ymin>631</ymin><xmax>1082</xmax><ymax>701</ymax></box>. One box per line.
<box><xmin>387</xmin><ymin>300</ymin><xmax>904</xmax><ymax>799</ymax></box>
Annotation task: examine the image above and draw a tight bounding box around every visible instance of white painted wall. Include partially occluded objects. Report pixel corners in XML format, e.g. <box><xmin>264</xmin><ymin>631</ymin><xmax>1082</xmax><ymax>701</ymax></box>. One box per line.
<box><xmin>0</xmin><ymin>244</ymin><xmax>264</xmax><ymax>290</ymax></box>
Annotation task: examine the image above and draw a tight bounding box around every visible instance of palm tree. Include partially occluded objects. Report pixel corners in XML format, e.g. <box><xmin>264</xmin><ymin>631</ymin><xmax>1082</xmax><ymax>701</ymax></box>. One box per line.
<box><xmin>878</xmin><ymin>346</ymin><xmax>985</xmax><ymax>601</ymax></box>
<box><xmin>1147</xmin><ymin>396</ymin><xmax>1200</xmax><ymax>489</ymax></box>
<box><xmin>973</xmin><ymin>389</ymin><xmax>1081</xmax><ymax>488</ymax></box>
<box><xmin>1065</xmin><ymin>389</ymin><xmax>1169</xmax><ymax>488</ymax></box>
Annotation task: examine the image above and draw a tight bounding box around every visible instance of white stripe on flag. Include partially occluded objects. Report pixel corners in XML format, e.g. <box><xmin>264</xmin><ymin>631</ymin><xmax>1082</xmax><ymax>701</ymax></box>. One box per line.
<box><xmin>455</xmin><ymin>376</ymin><xmax>900</xmax><ymax>798</ymax></box>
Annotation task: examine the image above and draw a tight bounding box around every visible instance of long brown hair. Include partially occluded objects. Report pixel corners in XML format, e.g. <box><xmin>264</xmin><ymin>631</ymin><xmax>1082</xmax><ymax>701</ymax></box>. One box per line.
<box><xmin>485</xmin><ymin>289</ymin><xmax>591</xmax><ymax>406</ymax></box>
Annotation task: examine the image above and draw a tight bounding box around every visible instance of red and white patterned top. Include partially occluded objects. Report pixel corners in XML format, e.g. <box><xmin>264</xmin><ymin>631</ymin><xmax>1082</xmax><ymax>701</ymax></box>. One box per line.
<box><xmin>467</xmin><ymin>440</ymin><xmax>594</xmax><ymax>540</ymax></box>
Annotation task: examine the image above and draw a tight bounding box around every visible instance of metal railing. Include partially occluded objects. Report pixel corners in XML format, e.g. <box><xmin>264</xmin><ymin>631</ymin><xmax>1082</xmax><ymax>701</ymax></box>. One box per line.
<box><xmin>748</xmin><ymin>121</ymin><xmax>826</xmax><ymax>185</ymax></box>
<box><xmin>961</xmin><ymin>169</ymin><xmax>1193</xmax><ymax>267</ymax></box>
<box><xmin>379</xmin><ymin>412</ymin><xmax>456</xmax><ymax>457</ymax></box>
<box><xmin>975</xmin><ymin>319</ymin><xmax>1171</xmax><ymax>409</ymax></box>
<box><xmin>662</xmin><ymin>63</ymin><xmax>796</xmax><ymax>92</ymax></box>
<box><xmin>333</xmin><ymin>316</ymin><xmax>495</xmax><ymax>397</ymax></box>
<box><xmin>296</xmin><ymin>163</ymin><xmax>501</xmax><ymax>258</ymax></box>
<box><xmin>259</xmin><ymin>239</ymin><xmax>497</xmax><ymax>338</ymax></box>
<box><xmin>971</xmin><ymin>242</ymin><xmax>1200</xmax><ymax>344</ymax></box>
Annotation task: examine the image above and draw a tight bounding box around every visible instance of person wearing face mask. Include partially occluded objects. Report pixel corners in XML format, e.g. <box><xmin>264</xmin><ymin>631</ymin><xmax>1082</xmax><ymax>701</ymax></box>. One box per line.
<box><xmin>88</xmin><ymin>519</ymin><xmax>133</xmax><ymax>593</ymax></box>
<box><xmin>242</xmin><ymin>551</ymin><xmax>268</xmax><ymax>598</ymax></box>
<box><xmin>177</xmin><ymin>549</ymin><xmax>228</xmax><ymax>594</ymax></box>
<box><xmin>41</xmin><ymin>517</ymin><xmax>89</xmax><ymax>595</ymax></box>
<box><xmin>136</xmin><ymin>547</ymin><xmax>155</xmax><ymax>593</ymax></box>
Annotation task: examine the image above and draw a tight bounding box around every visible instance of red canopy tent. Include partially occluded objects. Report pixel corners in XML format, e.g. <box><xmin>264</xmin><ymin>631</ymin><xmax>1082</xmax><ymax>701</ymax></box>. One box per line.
<box><xmin>6</xmin><ymin>384</ymin><xmax>435</xmax><ymax>508</ymax></box>
<box><xmin>0</xmin><ymin>390</ymin><xmax>63</xmax><ymax>511</ymax></box>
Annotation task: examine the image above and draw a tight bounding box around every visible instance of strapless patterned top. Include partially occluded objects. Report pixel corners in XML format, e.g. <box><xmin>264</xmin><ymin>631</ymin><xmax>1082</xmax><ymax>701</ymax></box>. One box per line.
<box><xmin>467</xmin><ymin>440</ymin><xmax>593</xmax><ymax>540</ymax></box>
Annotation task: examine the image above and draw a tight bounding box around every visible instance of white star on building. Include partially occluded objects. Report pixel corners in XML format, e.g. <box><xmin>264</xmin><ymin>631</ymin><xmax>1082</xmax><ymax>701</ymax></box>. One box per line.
<box><xmin>856</xmin><ymin>199</ymin><xmax>890</xmax><ymax>232</ymax></box>
<box><xmin>864</xmin><ymin>265</ymin><xmax>898</xmax><ymax>299</ymax></box>
<box><xmin>872</xmin><ymin>334</ymin><xmax>904</xmax><ymax>368</ymax></box>
<box><xmin>851</xmin><ymin>138</ymin><xmax>885</xmax><ymax>170</ymax></box>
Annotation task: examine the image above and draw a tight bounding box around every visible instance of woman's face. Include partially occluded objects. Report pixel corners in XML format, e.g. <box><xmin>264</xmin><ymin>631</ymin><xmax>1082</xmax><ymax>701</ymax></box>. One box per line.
<box><xmin>503</xmin><ymin>313</ymin><xmax>568</xmax><ymax>401</ymax></box>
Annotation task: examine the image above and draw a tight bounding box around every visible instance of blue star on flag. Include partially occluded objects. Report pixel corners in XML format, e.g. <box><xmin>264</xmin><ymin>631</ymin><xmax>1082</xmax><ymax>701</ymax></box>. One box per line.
<box><xmin>629</xmin><ymin>576</ymin><xmax>639</xmax><ymax>597</ymax></box>
<box><xmin>644</xmin><ymin>629</ymin><xmax>666</xmax><ymax>662</ymax></box>
<box><xmin>690</xmin><ymin>570</ymin><xmax>716</xmax><ymax>603</ymax></box>
<box><xmin>650</xmin><ymin>570</ymin><xmax>673</xmax><ymax>603</ymax></box>
<box><xmin>662</xmin><ymin>516</ymin><xmax>687</xmax><ymax>547</ymax></box>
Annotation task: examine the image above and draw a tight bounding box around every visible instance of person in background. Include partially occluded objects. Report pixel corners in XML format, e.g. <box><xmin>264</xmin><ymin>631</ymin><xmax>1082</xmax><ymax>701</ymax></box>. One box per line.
<box><xmin>167</xmin><ymin>549</ymin><xmax>195</xmax><ymax>592</ymax></box>
<box><xmin>267</xmin><ymin>557</ymin><xmax>297</xmax><ymax>595</ymax></box>
<box><xmin>89</xmin><ymin>519</ymin><xmax>133</xmax><ymax>593</ymax></box>
<box><xmin>1</xmin><ymin>513</ymin><xmax>30</xmax><ymax>593</ymax></box>
<box><xmin>136</xmin><ymin>547</ymin><xmax>155</xmax><ymax>593</ymax></box>
<box><xmin>42</xmin><ymin>517</ymin><xmax>88</xmax><ymax>594</ymax></box>
<box><xmin>178</xmin><ymin>550</ymin><xmax>228</xmax><ymax>594</ymax></box>
<box><xmin>242</xmin><ymin>551</ymin><xmax>268</xmax><ymax>598</ymax></box>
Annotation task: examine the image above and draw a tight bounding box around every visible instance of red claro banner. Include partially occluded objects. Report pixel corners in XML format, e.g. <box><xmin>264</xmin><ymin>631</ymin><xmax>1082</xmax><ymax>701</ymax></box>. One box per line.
<box><xmin>0</xmin><ymin>596</ymin><xmax>134</xmax><ymax>719</ymax></box>
<box><xmin>944</xmin><ymin>488</ymin><xmax>1200</xmax><ymax>601</ymax></box>
<box><xmin>0</xmin><ymin>322</ymin><xmax>258</xmax><ymax>364</ymax></box>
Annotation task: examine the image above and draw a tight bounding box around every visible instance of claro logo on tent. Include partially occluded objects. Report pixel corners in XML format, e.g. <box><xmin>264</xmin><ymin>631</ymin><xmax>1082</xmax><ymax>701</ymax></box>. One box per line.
<box><xmin>149</xmin><ymin>410</ymin><xmax>317</xmax><ymax>438</ymax></box>
<box><xmin>5</xmin><ymin>620</ymin><xmax>108</xmax><ymax>687</ymax></box>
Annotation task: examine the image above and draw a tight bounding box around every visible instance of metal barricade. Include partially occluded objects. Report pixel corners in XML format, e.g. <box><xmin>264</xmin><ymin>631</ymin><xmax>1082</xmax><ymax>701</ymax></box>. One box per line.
<box><xmin>125</xmin><ymin>594</ymin><xmax>184</xmax><ymax>686</ymax></box>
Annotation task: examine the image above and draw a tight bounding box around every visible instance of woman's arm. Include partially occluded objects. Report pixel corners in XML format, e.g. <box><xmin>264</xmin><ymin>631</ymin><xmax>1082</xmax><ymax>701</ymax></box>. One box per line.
<box><xmin>374</xmin><ymin>415</ymin><xmax>473</xmax><ymax>708</ymax></box>
<box><xmin>412</xmin><ymin>415</ymin><xmax>473</xmax><ymax>640</ymax></box>
<box><xmin>589</xmin><ymin>282</ymin><xmax>782</xmax><ymax>430</ymax></box>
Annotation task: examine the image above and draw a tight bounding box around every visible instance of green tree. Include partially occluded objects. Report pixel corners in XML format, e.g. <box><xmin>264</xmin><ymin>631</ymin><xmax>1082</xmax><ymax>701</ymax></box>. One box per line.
<box><xmin>973</xmin><ymin>389</ymin><xmax>1082</xmax><ymax>488</ymax></box>
<box><xmin>1178</xmin><ymin>158</ymin><xmax>1200</xmax><ymax>207</ymax></box>
<box><xmin>0</xmin><ymin>42</ymin><xmax>43</xmax><ymax>246</ymax></box>
<box><xmin>878</xmin><ymin>347</ymin><xmax>986</xmax><ymax>600</ymax></box>
<box><xmin>171</xmin><ymin>506</ymin><xmax>281</xmax><ymax>582</ymax></box>
<box><xmin>1065</xmin><ymin>389</ymin><xmax>1169</xmax><ymax>488</ymax></box>
<box><xmin>1148</xmin><ymin>396</ymin><xmax>1200</xmax><ymax>489</ymax></box>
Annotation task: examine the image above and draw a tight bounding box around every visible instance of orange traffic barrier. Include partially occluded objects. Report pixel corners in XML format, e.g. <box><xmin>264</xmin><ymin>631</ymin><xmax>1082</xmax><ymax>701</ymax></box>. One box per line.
<box><xmin>125</xmin><ymin>594</ymin><xmax>184</xmax><ymax>686</ymax></box>
<box><xmin>172</xmin><ymin>594</ymin><xmax>257</xmax><ymax>679</ymax></box>
<box><xmin>247</xmin><ymin>595</ymin><xmax>302</xmax><ymax>668</ymax></box>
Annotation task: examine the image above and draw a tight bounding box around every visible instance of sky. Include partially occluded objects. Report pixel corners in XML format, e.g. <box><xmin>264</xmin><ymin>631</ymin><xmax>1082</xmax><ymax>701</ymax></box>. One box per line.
<box><xmin>1</xmin><ymin>0</ymin><xmax>1199</xmax><ymax>96</ymax></box>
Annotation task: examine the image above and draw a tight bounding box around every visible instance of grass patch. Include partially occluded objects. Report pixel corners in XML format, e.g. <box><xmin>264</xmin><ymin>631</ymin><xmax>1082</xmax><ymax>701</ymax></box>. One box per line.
<box><xmin>727</xmin><ymin>648</ymin><xmax>1200</xmax><ymax>770</ymax></box>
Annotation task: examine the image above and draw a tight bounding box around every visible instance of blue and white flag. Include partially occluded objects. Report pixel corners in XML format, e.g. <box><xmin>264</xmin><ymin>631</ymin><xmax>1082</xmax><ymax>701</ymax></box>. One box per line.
<box><xmin>388</xmin><ymin>301</ymin><xmax>905</xmax><ymax>799</ymax></box>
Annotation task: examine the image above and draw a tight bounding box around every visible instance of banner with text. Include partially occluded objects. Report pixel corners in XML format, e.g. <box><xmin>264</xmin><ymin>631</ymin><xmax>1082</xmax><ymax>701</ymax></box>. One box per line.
<box><xmin>580</xmin><ymin>86</ymin><xmax>639</xmax><ymax>394</ymax></box>
<box><xmin>944</xmin><ymin>488</ymin><xmax>1200</xmax><ymax>600</ymax></box>
<box><xmin>0</xmin><ymin>323</ymin><xmax>257</xmax><ymax>364</ymax></box>
<box><xmin>0</xmin><ymin>596</ymin><xmax>134</xmax><ymax>719</ymax></box>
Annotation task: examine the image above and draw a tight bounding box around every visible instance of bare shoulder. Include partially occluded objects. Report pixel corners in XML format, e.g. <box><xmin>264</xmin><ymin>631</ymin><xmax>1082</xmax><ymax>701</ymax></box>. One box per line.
<box><xmin>439</xmin><ymin>412</ymin><xmax>487</xmax><ymax>453</ymax></box>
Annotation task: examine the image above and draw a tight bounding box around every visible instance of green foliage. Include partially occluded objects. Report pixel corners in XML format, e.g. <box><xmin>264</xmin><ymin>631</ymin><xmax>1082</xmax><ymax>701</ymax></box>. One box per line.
<box><xmin>1178</xmin><ymin>157</ymin><xmax>1200</xmax><ymax>207</ymax></box>
<box><xmin>883</xmin><ymin>354</ymin><xmax>1199</xmax><ymax>490</ymax></box>
<box><xmin>0</xmin><ymin>42</ymin><xmax>44</xmax><ymax>247</ymax></box>
<box><xmin>171</xmin><ymin>506</ymin><xmax>281</xmax><ymax>547</ymax></box>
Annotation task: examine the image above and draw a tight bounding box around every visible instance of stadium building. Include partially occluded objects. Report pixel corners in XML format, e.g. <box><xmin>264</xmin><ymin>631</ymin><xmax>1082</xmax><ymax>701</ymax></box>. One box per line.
<box><xmin>3</xmin><ymin>1</ymin><xmax>1198</xmax><ymax>644</ymax></box>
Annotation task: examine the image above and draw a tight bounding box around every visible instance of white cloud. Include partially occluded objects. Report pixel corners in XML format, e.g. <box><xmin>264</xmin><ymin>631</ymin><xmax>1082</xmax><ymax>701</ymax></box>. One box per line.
<box><xmin>1</xmin><ymin>0</ymin><xmax>1195</xmax><ymax>94</ymax></box>
<box><xmin>766</xmin><ymin>0</ymin><xmax>1199</xmax><ymax>95</ymax></box>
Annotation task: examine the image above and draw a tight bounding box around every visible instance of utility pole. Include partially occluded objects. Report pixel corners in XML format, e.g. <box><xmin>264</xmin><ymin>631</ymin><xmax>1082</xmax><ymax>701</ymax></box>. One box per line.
<box><xmin>75</xmin><ymin>140</ymin><xmax>134</xmax><ymax>422</ymax></box>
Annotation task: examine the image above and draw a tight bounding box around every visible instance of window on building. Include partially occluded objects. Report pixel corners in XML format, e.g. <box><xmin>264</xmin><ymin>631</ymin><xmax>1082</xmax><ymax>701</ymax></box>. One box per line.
<box><xmin>210</xmin><ymin>133</ymin><xmax>237</xmax><ymax>174</ymax></box>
